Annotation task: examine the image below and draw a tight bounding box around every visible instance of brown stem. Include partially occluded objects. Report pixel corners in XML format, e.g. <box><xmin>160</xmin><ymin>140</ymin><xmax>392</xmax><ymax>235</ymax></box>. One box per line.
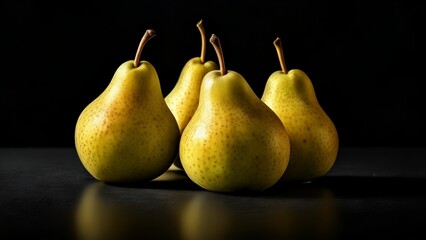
<box><xmin>273</xmin><ymin>37</ymin><xmax>287</xmax><ymax>74</ymax></box>
<box><xmin>210</xmin><ymin>34</ymin><xmax>226</xmax><ymax>76</ymax></box>
<box><xmin>197</xmin><ymin>19</ymin><xmax>206</xmax><ymax>64</ymax></box>
<box><xmin>134</xmin><ymin>29</ymin><xmax>156</xmax><ymax>67</ymax></box>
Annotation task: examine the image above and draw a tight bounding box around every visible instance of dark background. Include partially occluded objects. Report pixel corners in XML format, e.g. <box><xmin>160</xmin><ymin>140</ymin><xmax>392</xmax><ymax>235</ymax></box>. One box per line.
<box><xmin>1</xmin><ymin>0</ymin><xmax>425</xmax><ymax>148</ymax></box>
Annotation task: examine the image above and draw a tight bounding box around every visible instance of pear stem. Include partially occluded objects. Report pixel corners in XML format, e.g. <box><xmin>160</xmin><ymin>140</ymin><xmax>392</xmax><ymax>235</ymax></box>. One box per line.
<box><xmin>210</xmin><ymin>34</ymin><xmax>226</xmax><ymax>76</ymax></box>
<box><xmin>134</xmin><ymin>29</ymin><xmax>156</xmax><ymax>68</ymax></box>
<box><xmin>274</xmin><ymin>37</ymin><xmax>287</xmax><ymax>74</ymax></box>
<box><xmin>197</xmin><ymin>19</ymin><xmax>206</xmax><ymax>64</ymax></box>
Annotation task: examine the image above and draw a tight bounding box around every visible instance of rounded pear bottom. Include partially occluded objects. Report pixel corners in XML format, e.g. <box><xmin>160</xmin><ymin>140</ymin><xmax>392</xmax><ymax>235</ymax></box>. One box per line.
<box><xmin>278</xmin><ymin>114</ymin><xmax>339</xmax><ymax>182</ymax></box>
<box><xmin>179</xmin><ymin>125</ymin><xmax>290</xmax><ymax>193</ymax></box>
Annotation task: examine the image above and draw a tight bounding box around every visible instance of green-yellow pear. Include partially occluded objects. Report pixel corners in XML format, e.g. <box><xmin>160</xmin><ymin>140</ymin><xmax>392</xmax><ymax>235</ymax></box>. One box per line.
<box><xmin>165</xmin><ymin>20</ymin><xmax>218</xmax><ymax>169</ymax></box>
<box><xmin>180</xmin><ymin>34</ymin><xmax>290</xmax><ymax>192</ymax></box>
<box><xmin>75</xmin><ymin>30</ymin><xmax>180</xmax><ymax>183</ymax></box>
<box><xmin>261</xmin><ymin>37</ymin><xmax>339</xmax><ymax>182</ymax></box>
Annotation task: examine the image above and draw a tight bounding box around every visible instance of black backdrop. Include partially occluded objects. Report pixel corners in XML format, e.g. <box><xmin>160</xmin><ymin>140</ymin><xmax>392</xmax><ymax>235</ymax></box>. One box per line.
<box><xmin>1</xmin><ymin>0</ymin><xmax>425</xmax><ymax>147</ymax></box>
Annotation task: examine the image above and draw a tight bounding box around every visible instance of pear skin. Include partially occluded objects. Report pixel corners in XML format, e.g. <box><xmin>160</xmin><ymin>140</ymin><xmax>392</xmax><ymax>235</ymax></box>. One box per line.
<box><xmin>180</xmin><ymin>35</ymin><xmax>290</xmax><ymax>192</ymax></box>
<box><xmin>75</xmin><ymin>30</ymin><xmax>180</xmax><ymax>183</ymax></box>
<box><xmin>166</xmin><ymin>58</ymin><xmax>218</xmax><ymax>133</ymax></box>
<box><xmin>261</xmin><ymin>38</ymin><xmax>339</xmax><ymax>182</ymax></box>
<box><xmin>165</xmin><ymin>20</ymin><xmax>218</xmax><ymax>169</ymax></box>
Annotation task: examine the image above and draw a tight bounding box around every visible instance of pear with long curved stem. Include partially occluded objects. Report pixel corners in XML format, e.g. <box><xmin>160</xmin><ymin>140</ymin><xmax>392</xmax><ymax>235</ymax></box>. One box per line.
<box><xmin>165</xmin><ymin>19</ymin><xmax>218</xmax><ymax>169</ymax></box>
<box><xmin>180</xmin><ymin>34</ymin><xmax>290</xmax><ymax>192</ymax></box>
<box><xmin>261</xmin><ymin>37</ymin><xmax>339</xmax><ymax>182</ymax></box>
<box><xmin>75</xmin><ymin>30</ymin><xmax>180</xmax><ymax>183</ymax></box>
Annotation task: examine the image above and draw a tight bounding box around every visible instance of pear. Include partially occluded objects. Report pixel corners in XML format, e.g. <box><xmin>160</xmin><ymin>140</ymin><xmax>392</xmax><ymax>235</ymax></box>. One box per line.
<box><xmin>261</xmin><ymin>37</ymin><xmax>339</xmax><ymax>182</ymax></box>
<box><xmin>180</xmin><ymin>34</ymin><xmax>290</xmax><ymax>192</ymax></box>
<box><xmin>165</xmin><ymin>20</ymin><xmax>218</xmax><ymax>169</ymax></box>
<box><xmin>75</xmin><ymin>30</ymin><xmax>180</xmax><ymax>183</ymax></box>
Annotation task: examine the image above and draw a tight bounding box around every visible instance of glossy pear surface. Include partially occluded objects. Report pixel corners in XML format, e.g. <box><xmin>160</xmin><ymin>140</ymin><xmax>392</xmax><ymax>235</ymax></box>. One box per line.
<box><xmin>180</xmin><ymin>70</ymin><xmax>290</xmax><ymax>192</ymax></box>
<box><xmin>262</xmin><ymin>69</ymin><xmax>339</xmax><ymax>181</ymax></box>
<box><xmin>165</xmin><ymin>57</ymin><xmax>218</xmax><ymax>132</ymax></box>
<box><xmin>166</xmin><ymin>58</ymin><xmax>217</xmax><ymax>169</ymax></box>
<box><xmin>75</xmin><ymin>60</ymin><xmax>180</xmax><ymax>183</ymax></box>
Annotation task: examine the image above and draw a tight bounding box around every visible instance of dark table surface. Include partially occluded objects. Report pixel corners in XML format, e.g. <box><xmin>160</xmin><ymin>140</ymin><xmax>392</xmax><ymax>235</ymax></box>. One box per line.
<box><xmin>1</xmin><ymin>147</ymin><xmax>426</xmax><ymax>239</ymax></box>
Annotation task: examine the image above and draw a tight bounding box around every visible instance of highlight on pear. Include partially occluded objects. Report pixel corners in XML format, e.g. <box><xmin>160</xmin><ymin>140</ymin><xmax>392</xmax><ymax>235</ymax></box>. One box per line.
<box><xmin>74</xmin><ymin>23</ymin><xmax>339</xmax><ymax>192</ymax></box>
<box><xmin>178</xmin><ymin>34</ymin><xmax>291</xmax><ymax>193</ymax></box>
<box><xmin>261</xmin><ymin>37</ymin><xmax>339</xmax><ymax>182</ymax></box>
<box><xmin>165</xmin><ymin>19</ymin><xmax>218</xmax><ymax>169</ymax></box>
<box><xmin>75</xmin><ymin>29</ymin><xmax>180</xmax><ymax>183</ymax></box>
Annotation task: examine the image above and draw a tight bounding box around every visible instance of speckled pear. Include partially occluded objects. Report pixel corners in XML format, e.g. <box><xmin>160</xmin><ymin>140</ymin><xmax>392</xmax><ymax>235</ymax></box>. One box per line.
<box><xmin>180</xmin><ymin>35</ymin><xmax>290</xmax><ymax>192</ymax></box>
<box><xmin>261</xmin><ymin>37</ymin><xmax>339</xmax><ymax>182</ymax></box>
<box><xmin>75</xmin><ymin>30</ymin><xmax>180</xmax><ymax>183</ymax></box>
<box><xmin>165</xmin><ymin>20</ymin><xmax>218</xmax><ymax>169</ymax></box>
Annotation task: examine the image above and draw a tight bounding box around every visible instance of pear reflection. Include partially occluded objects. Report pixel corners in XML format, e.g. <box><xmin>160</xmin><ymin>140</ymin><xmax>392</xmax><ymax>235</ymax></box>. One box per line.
<box><xmin>180</xmin><ymin>193</ymin><xmax>236</xmax><ymax>240</ymax></box>
<box><xmin>75</xmin><ymin>182</ymin><xmax>136</xmax><ymax>240</ymax></box>
<box><xmin>180</xmin><ymin>184</ymin><xmax>338</xmax><ymax>239</ymax></box>
<box><xmin>74</xmin><ymin>181</ymin><xmax>184</xmax><ymax>240</ymax></box>
<box><xmin>265</xmin><ymin>185</ymin><xmax>339</xmax><ymax>239</ymax></box>
<box><xmin>75</xmin><ymin>177</ymin><xmax>338</xmax><ymax>239</ymax></box>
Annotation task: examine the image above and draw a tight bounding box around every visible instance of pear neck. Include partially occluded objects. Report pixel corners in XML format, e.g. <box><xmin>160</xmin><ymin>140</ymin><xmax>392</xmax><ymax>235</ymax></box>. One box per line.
<box><xmin>104</xmin><ymin>61</ymin><xmax>162</xmax><ymax>104</ymax></box>
<box><xmin>200</xmin><ymin>72</ymin><xmax>257</xmax><ymax>109</ymax></box>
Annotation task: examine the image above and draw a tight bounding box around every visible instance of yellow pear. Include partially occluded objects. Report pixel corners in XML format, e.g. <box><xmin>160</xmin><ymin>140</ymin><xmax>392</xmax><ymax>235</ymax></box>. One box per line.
<box><xmin>75</xmin><ymin>30</ymin><xmax>180</xmax><ymax>183</ymax></box>
<box><xmin>180</xmin><ymin>34</ymin><xmax>290</xmax><ymax>192</ymax></box>
<box><xmin>165</xmin><ymin>20</ymin><xmax>218</xmax><ymax>169</ymax></box>
<box><xmin>261</xmin><ymin>37</ymin><xmax>339</xmax><ymax>182</ymax></box>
